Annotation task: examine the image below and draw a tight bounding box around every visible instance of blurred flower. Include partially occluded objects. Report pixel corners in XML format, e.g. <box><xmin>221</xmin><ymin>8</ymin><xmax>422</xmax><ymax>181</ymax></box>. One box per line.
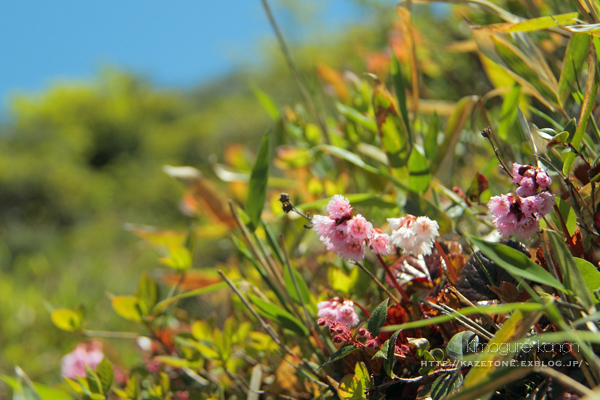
<box><xmin>317</xmin><ymin>297</ymin><xmax>359</xmax><ymax>328</ymax></box>
<box><xmin>61</xmin><ymin>341</ymin><xmax>104</xmax><ymax>379</ymax></box>
<box><xmin>512</xmin><ymin>163</ymin><xmax>552</xmax><ymax>197</ymax></box>
<box><xmin>388</xmin><ymin>216</ymin><xmax>439</xmax><ymax>256</ymax></box>
<box><xmin>488</xmin><ymin>192</ymin><xmax>555</xmax><ymax>238</ymax></box>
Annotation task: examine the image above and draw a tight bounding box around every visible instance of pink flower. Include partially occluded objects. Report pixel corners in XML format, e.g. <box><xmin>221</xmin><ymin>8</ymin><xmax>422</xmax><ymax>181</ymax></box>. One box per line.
<box><xmin>346</xmin><ymin>214</ymin><xmax>373</xmax><ymax>241</ymax></box>
<box><xmin>388</xmin><ymin>215</ymin><xmax>439</xmax><ymax>256</ymax></box>
<box><xmin>311</xmin><ymin>214</ymin><xmax>335</xmax><ymax>236</ymax></box>
<box><xmin>327</xmin><ymin>195</ymin><xmax>353</xmax><ymax>220</ymax></box>
<box><xmin>370</xmin><ymin>230</ymin><xmax>392</xmax><ymax>256</ymax></box>
<box><xmin>487</xmin><ymin>192</ymin><xmax>554</xmax><ymax>238</ymax></box>
<box><xmin>317</xmin><ymin>297</ymin><xmax>359</xmax><ymax>328</ymax></box>
<box><xmin>312</xmin><ymin>196</ymin><xmax>387</xmax><ymax>262</ymax></box>
<box><xmin>61</xmin><ymin>341</ymin><xmax>104</xmax><ymax>379</ymax></box>
<box><xmin>512</xmin><ymin>163</ymin><xmax>552</xmax><ymax>196</ymax></box>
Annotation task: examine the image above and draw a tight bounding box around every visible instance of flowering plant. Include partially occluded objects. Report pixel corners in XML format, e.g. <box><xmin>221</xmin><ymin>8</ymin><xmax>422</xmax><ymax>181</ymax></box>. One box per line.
<box><xmin>6</xmin><ymin>1</ymin><xmax>600</xmax><ymax>400</ymax></box>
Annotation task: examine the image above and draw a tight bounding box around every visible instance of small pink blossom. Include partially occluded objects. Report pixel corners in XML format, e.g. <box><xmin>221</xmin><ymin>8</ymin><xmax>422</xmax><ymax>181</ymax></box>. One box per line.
<box><xmin>312</xmin><ymin>196</ymin><xmax>387</xmax><ymax>262</ymax></box>
<box><xmin>311</xmin><ymin>214</ymin><xmax>335</xmax><ymax>236</ymax></box>
<box><xmin>61</xmin><ymin>341</ymin><xmax>104</xmax><ymax>379</ymax></box>
<box><xmin>370</xmin><ymin>230</ymin><xmax>392</xmax><ymax>256</ymax></box>
<box><xmin>347</xmin><ymin>214</ymin><xmax>373</xmax><ymax>241</ymax></box>
<box><xmin>317</xmin><ymin>297</ymin><xmax>359</xmax><ymax>328</ymax></box>
<box><xmin>512</xmin><ymin>163</ymin><xmax>552</xmax><ymax>196</ymax></box>
<box><xmin>488</xmin><ymin>192</ymin><xmax>555</xmax><ymax>238</ymax></box>
<box><xmin>327</xmin><ymin>195</ymin><xmax>353</xmax><ymax>220</ymax></box>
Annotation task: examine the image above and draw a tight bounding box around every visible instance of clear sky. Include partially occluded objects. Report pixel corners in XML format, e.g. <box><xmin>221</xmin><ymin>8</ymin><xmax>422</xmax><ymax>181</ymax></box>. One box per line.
<box><xmin>0</xmin><ymin>0</ymin><xmax>366</xmax><ymax>107</ymax></box>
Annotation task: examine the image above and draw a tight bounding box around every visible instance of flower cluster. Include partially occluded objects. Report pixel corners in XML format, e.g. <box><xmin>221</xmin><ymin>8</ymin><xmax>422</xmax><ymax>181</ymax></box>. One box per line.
<box><xmin>61</xmin><ymin>341</ymin><xmax>104</xmax><ymax>379</ymax></box>
<box><xmin>488</xmin><ymin>163</ymin><xmax>555</xmax><ymax>238</ymax></box>
<box><xmin>317</xmin><ymin>297</ymin><xmax>360</xmax><ymax>328</ymax></box>
<box><xmin>388</xmin><ymin>215</ymin><xmax>440</xmax><ymax>256</ymax></box>
<box><xmin>312</xmin><ymin>195</ymin><xmax>391</xmax><ymax>262</ymax></box>
<box><xmin>316</xmin><ymin>318</ymin><xmax>381</xmax><ymax>350</ymax></box>
<box><xmin>512</xmin><ymin>163</ymin><xmax>551</xmax><ymax>196</ymax></box>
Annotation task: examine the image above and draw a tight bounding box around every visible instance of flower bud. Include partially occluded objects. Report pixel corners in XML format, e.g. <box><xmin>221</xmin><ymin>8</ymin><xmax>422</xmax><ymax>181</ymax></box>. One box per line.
<box><xmin>332</xmin><ymin>335</ymin><xmax>345</xmax><ymax>344</ymax></box>
<box><xmin>317</xmin><ymin>318</ymin><xmax>328</xmax><ymax>326</ymax></box>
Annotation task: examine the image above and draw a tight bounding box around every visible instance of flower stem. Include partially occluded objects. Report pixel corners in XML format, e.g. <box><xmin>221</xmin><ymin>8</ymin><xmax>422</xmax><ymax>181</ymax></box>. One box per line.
<box><xmin>376</xmin><ymin>254</ymin><xmax>411</xmax><ymax>302</ymax></box>
<box><xmin>354</xmin><ymin>262</ymin><xmax>400</xmax><ymax>304</ymax></box>
<box><xmin>434</xmin><ymin>240</ymin><xmax>459</xmax><ymax>284</ymax></box>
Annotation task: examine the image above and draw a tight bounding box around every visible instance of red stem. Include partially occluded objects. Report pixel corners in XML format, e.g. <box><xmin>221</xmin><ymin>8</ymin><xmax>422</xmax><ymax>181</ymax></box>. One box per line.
<box><xmin>434</xmin><ymin>239</ymin><xmax>459</xmax><ymax>284</ymax></box>
<box><xmin>376</xmin><ymin>254</ymin><xmax>411</xmax><ymax>302</ymax></box>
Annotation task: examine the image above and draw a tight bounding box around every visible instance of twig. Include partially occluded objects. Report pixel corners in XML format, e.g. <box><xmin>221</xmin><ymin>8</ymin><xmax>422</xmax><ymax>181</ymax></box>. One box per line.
<box><xmin>434</xmin><ymin>239</ymin><xmax>459</xmax><ymax>284</ymax></box>
<box><xmin>376</xmin><ymin>254</ymin><xmax>411</xmax><ymax>302</ymax></box>
<box><xmin>354</xmin><ymin>261</ymin><xmax>401</xmax><ymax>304</ymax></box>
<box><xmin>481</xmin><ymin>127</ymin><xmax>514</xmax><ymax>179</ymax></box>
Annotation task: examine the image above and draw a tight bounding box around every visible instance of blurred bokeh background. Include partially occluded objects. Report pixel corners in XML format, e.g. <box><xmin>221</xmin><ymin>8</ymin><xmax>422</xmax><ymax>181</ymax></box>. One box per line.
<box><xmin>0</xmin><ymin>0</ymin><xmax>493</xmax><ymax>386</ymax></box>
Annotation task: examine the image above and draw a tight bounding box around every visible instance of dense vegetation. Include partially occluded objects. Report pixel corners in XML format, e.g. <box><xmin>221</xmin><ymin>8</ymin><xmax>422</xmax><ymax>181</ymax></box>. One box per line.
<box><xmin>5</xmin><ymin>0</ymin><xmax>600</xmax><ymax>399</ymax></box>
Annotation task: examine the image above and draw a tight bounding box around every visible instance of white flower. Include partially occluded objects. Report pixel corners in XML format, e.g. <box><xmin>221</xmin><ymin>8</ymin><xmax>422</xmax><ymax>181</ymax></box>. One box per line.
<box><xmin>389</xmin><ymin>215</ymin><xmax>439</xmax><ymax>256</ymax></box>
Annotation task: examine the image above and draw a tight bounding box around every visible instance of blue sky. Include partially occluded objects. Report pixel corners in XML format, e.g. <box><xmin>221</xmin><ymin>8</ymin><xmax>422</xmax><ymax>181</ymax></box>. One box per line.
<box><xmin>0</xmin><ymin>0</ymin><xmax>367</xmax><ymax>107</ymax></box>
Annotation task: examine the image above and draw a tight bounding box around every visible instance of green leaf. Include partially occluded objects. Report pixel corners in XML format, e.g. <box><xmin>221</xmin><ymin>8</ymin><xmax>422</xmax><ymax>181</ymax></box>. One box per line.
<box><xmin>446</xmin><ymin>331</ymin><xmax>478</xmax><ymax>361</ymax></box>
<box><xmin>384</xmin><ymin>330</ymin><xmax>400</xmax><ymax>377</ymax></box>
<box><xmin>563</xmin><ymin>38</ymin><xmax>597</xmax><ymax>175</ymax></box>
<box><xmin>159</xmin><ymin>246</ymin><xmax>192</xmax><ymax>271</ymax></box>
<box><xmin>448</xmin><ymin>367</ymin><xmax>533</xmax><ymax>400</ymax></box>
<box><xmin>372</xmin><ymin>80</ymin><xmax>411</xmax><ymax>169</ymax></box>
<box><xmin>391</xmin><ymin>53</ymin><xmax>411</xmax><ymax>137</ymax></box>
<box><xmin>545</xmin><ymin>230</ymin><xmax>594</xmax><ymax>308</ymax></box>
<box><xmin>468</xmin><ymin>236</ymin><xmax>565</xmax><ymax>291</ymax></box>
<box><xmin>558</xmin><ymin>33</ymin><xmax>590</xmax><ymax>106</ymax></box>
<box><xmin>314</xmin><ymin>144</ymin><xmax>410</xmax><ymax>192</ymax></box>
<box><xmin>94</xmin><ymin>359</ymin><xmax>113</xmax><ymax>395</ymax></box>
<box><xmin>135</xmin><ymin>271</ymin><xmax>158</xmax><ymax>316</ymax></box>
<box><xmin>338</xmin><ymin>361</ymin><xmax>369</xmax><ymax>400</ymax></box>
<box><xmin>493</xmin><ymin>36</ymin><xmax>557</xmax><ymax>103</ymax></box>
<box><xmin>248</xmin><ymin>294</ymin><xmax>309</xmax><ymax>336</ymax></box>
<box><xmin>431</xmin><ymin>96</ymin><xmax>478</xmax><ymax>174</ymax></box>
<box><xmin>111</xmin><ymin>296</ymin><xmax>143</xmax><ymax>322</ymax></box>
<box><xmin>367</xmin><ymin>298</ymin><xmax>389</xmax><ymax>337</ymax></box>
<box><xmin>231</xmin><ymin>235</ymin><xmax>288</xmax><ymax>308</ymax></box>
<box><xmin>246</xmin><ymin>133</ymin><xmax>271</xmax><ymax>232</ymax></box>
<box><xmin>574</xmin><ymin>258</ymin><xmax>600</xmax><ymax>292</ymax></box>
<box><xmin>424</xmin><ymin>113</ymin><xmax>440</xmax><ymax>161</ymax></box>
<box><xmin>497</xmin><ymin>85</ymin><xmax>521</xmax><ymax>141</ymax></box>
<box><xmin>85</xmin><ymin>364</ymin><xmax>103</xmax><ymax>395</ymax></box>
<box><xmin>381</xmin><ymin>303</ymin><xmax>545</xmax><ymax>332</ymax></box>
<box><xmin>336</xmin><ymin>103</ymin><xmax>377</xmax><ymax>132</ymax></box>
<box><xmin>321</xmin><ymin>345</ymin><xmax>359</xmax><ymax>367</ymax></box>
<box><xmin>432</xmin><ymin>373</ymin><xmax>462</xmax><ymax>400</ymax></box>
<box><xmin>283</xmin><ymin>262</ymin><xmax>313</xmax><ymax>310</ymax></box>
<box><xmin>151</xmin><ymin>281</ymin><xmax>229</xmax><ymax>314</ymax></box>
<box><xmin>50</xmin><ymin>308</ymin><xmax>82</xmax><ymax>332</ymax></box>
<box><xmin>551</xmin><ymin>198</ymin><xmax>577</xmax><ymax>237</ymax></box>
<box><xmin>485</xmin><ymin>12</ymin><xmax>577</xmax><ymax>33</ymax></box>
<box><xmin>407</xmin><ymin>147</ymin><xmax>431</xmax><ymax>194</ymax></box>
<box><xmin>262</xmin><ymin>219</ymin><xmax>285</xmax><ymax>265</ymax></box>
<box><xmin>252</xmin><ymin>85</ymin><xmax>280</xmax><ymax>120</ymax></box>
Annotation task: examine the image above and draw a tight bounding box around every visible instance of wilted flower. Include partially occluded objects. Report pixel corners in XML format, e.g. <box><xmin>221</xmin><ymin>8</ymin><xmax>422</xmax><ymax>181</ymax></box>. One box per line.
<box><xmin>317</xmin><ymin>297</ymin><xmax>360</xmax><ymax>328</ymax></box>
<box><xmin>488</xmin><ymin>192</ymin><xmax>555</xmax><ymax>238</ymax></box>
<box><xmin>61</xmin><ymin>341</ymin><xmax>104</xmax><ymax>379</ymax></box>
<box><xmin>512</xmin><ymin>163</ymin><xmax>552</xmax><ymax>197</ymax></box>
<box><xmin>388</xmin><ymin>215</ymin><xmax>439</xmax><ymax>256</ymax></box>
<box><xmin>311</xmin><ymin>195</ymin><xmax>390</xmax><ymax>261</ymax></box>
